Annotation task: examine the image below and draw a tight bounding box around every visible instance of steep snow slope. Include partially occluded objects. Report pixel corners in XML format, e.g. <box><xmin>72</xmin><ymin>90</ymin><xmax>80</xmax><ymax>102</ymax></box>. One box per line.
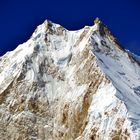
<box><xmin>0</xmin><ymin>18</ymin><xmax>140</xmax><ymax>140</ymax></box>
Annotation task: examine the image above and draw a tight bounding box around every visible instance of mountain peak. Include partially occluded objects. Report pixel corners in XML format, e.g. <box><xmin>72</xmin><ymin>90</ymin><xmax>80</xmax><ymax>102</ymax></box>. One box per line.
<box><xmin>93</xmin><ymin>17</ymin><xmax>109</xmax><ymax>34</ymax></box>
<box><xmin>0</xmin><ymin>19</ymin><xmax>140</xmax><ymax>140</ymax></box>
<box><xmin>94</xmin><ymin>17</ymin><xmax>103</xmax><ymax>24</ymax></box>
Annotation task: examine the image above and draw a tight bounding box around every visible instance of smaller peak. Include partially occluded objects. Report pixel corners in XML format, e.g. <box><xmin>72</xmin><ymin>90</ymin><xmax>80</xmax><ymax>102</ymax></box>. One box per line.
<box><xmin>43</xmin><ymin>19</ymin><xmax>54</xmax><ymax>30</ymax></box>
<box><xmin>94</xmin><ymin>17</ymin><xmax>103</xmax><ymax>25</ymax></box>
<box><xmin>94</xmin><ymin>17</ymin><xmax>108</xmax><ymax>29</ymax></box>
<box><xmin>93</xmin><ymin>17</ymin><xmax>107</xmax><ymax>36</ymax></box>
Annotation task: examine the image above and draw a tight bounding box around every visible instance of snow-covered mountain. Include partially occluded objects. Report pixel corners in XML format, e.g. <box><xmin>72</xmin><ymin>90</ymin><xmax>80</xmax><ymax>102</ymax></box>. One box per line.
<box><xmin>0</xmin><ymin>18</ymin><xmax>140</xmax><ymax>140</ymax></box>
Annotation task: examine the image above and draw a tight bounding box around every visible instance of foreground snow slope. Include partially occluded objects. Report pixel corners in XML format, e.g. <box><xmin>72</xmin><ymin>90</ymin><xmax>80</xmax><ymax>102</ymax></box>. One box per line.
<box><xmin>0</xmin><ymin>18</ymin><xmax>140</xmax><ymax>140</ymax></box>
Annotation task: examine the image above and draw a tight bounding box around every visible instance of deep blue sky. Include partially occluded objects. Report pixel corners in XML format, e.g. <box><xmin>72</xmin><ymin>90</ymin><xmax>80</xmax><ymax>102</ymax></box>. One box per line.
<box><xmin>0</xmin><ymin>0</ymin><xmax>140</xmax><ymax>56</ymax></box>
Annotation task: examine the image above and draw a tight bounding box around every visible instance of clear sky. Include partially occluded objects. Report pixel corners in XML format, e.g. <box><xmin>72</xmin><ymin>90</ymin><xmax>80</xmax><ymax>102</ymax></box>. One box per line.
<box><xmin>0</xmin><ymin>0</ymin><xmax>140</xmax><ymax>56</ymax></box>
